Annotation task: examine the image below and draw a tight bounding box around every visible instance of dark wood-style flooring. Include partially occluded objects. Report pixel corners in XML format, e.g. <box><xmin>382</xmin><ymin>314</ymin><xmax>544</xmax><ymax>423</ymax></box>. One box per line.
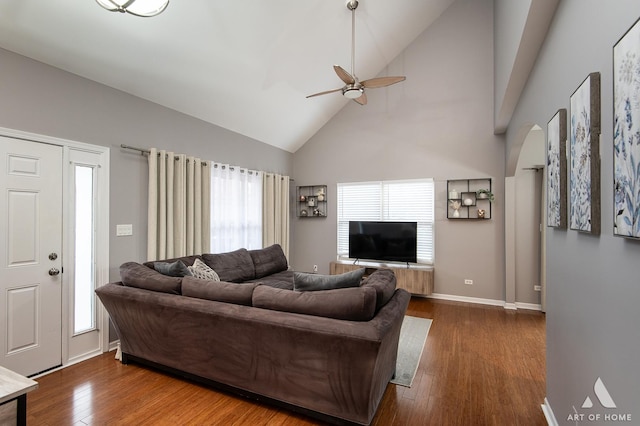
<box><xmin>27</xmin><ymin>298</ymin><xmax>546</xmax><ymax>425</ymax></box>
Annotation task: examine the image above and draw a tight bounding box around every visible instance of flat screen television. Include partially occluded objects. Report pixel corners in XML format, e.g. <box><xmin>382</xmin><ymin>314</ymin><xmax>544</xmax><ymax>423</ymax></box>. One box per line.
<box><xmin>348</xmin><ymin>221</ymin><xmax>417</xmax><ymax>264</ymax></box>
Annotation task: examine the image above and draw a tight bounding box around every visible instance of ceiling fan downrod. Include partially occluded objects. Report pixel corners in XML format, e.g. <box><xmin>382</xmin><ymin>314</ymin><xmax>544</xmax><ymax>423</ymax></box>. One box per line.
<box><xmin>347</xmin><ymin>0</ymin><xmax>359</xmax><ymax>80</ymax></box>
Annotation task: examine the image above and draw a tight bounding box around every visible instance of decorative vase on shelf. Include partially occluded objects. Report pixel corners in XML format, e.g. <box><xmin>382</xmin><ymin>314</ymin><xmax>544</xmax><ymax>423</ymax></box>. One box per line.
<box><xmin>449</xmin><ymin>200</ymin><xmax>461</xmax><ymax>218</ymax></box>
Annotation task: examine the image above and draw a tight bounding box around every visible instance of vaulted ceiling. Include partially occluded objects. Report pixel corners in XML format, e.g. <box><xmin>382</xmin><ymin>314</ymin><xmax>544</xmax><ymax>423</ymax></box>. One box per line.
<box><xmin>0</xmin><ymin>0</ymin><xmax>457</xmax><ymax>152</ymax></box>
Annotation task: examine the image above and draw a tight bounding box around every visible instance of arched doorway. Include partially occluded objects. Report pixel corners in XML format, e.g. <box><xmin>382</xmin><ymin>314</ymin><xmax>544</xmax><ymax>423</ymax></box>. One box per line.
<box><xmin>505</xmin><ymin>124</ymin><xmax>546</xmax><ymax>311</ymax></box>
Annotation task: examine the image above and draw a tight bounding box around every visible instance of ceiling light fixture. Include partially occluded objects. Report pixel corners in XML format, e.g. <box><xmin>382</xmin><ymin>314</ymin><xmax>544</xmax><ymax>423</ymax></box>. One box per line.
<box><xmin>95</xmin><ymin>0</ymin><xmax>169</xmax><ymax>17</ymax></box>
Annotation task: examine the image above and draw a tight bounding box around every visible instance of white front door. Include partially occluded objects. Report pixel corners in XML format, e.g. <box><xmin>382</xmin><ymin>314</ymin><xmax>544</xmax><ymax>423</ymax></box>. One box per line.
<box><xmin>0</xmin><ymin>137</ymin><xmax>63</xmax><ymax>376</ymax></box>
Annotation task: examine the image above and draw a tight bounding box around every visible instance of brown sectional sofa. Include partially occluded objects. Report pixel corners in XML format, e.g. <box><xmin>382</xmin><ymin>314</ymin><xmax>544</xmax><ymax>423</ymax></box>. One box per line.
<box><xmin>96</xmin><ymin>244</ymin><xmax>410</xmax><ymax>425</ymax></box>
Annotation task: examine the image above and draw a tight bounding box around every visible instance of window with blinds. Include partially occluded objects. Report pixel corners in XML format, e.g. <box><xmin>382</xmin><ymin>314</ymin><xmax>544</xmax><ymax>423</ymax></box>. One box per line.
<box><xmin>337</xmin><ymin>179</ymin><xmax>435</xmax><ymax>264</ymax></box>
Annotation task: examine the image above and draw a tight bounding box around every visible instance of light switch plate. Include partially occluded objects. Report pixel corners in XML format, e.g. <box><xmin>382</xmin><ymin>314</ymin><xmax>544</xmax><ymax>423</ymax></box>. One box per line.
<box><xmin>116</xmin><ymin>224</ymin><xmax>133</xmax><ymax>236</ymax></box>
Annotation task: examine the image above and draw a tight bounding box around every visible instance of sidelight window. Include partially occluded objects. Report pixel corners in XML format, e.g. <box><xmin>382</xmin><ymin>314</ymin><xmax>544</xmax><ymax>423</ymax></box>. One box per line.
<box><xmin>73</xmin><ymin>165</ymin><xmax>96</xmax><ymax>334</ymax></box>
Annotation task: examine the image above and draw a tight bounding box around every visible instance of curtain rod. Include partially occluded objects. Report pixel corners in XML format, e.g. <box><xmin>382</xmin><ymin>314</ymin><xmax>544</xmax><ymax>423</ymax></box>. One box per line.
<box><xmin>121</xmin><ymin>143</ymin><xmax>292</xmax><ymax>180</ymax></box>
<box><xmin>121</xmin><ymin>144</ymin><xmax>150</xmax><ymax>155</ymax></box>
<box><xmin>121</xmin><ymin>144</ymin><xmax>207</xmax><ymax>165</ymax></box>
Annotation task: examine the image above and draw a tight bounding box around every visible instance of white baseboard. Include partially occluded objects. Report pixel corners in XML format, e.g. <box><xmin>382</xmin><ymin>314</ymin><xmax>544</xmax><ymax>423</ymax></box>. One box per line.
<box><xmin>67</xmin><ymin>348</ymin><xmax>105</xmax><ymax>368</ymax></box>
<box><xmin>31</xmin><ymin>349</ymin><xmax>103</xmax><ymax>379</ymax></box>
<box><xmin>32</xmin><ymin>343</ymin><xmax>120</xmax><ymax>379</ymax></box>
<box><xmin>515</xmin><ymin>302</ymin><xmax>543</xmax><ymax>311</ymax></box>
<box><xmin>541</xmin><ymin>397</ymin><xmax>558</xmax><ymax>426</ymax></box>
<box><xmin>428</xmin><ymin>293</ymin><xmax>505</xmax><ymax>307</ymax></box>
<box><xmin>428</xmin><ymin>293</ymin><xmax>543</xmax><ymax>311</ymax></box>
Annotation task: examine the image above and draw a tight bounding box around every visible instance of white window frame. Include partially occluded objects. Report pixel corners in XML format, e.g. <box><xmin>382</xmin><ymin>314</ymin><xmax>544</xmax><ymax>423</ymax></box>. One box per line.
<box><xmin>337</xmin><ymin>178</ymin><xmax>435</xmax><ymax>265</ymax></box>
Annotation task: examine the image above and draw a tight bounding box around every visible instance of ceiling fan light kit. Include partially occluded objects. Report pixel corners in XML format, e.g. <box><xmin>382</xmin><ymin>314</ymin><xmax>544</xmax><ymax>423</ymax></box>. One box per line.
<box><xmin>95</xmin><ymin>0</ymin><xmax>169</xmax><ymax>17</ymax></box>
<box><xmin>306</xmin><ymin>0</ymin><xmax>406</xmax><ymax>105</ymax></box>
<box><xmin>343</xmin><ymin>86</ymin><xmax>364</xmax><ymax>99</ymax></box>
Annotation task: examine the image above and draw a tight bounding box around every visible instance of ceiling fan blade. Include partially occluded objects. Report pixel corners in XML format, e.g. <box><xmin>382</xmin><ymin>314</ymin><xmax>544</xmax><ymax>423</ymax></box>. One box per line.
<box><xmin>361</xmin><ymin>76</ymin><xmax>406</xmax><ymax>89</ymax></box>
<box><xmin>306</xmin><ymin>87</ymin><xmax>344</xmax><ymax>98</ymax></box>
<box><xmin>353</xmin><ymin>92</ymin><xmax>367</xmax><ymax>105</ymax></box>
<box><xmin>334</xmin><ymin>65</ymin><xmax>355</xmax><ymax>85</ymax></box>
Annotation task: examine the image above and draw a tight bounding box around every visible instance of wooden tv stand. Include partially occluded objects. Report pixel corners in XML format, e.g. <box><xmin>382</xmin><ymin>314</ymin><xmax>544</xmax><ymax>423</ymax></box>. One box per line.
<box><xmin>330</xmin><ymin>261</ymin><xmax>433</xmax><ymax>296</ymax></box>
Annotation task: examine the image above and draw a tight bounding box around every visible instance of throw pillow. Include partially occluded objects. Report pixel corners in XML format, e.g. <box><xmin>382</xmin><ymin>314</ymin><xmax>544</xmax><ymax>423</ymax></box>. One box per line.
<box><xmin>188</xmin><ymin>258</ymin><xmax>220</xmax><ymax>281</ymax></box>
<box><xmin>153</xmin><ymin>260</ymin><xmax>192</xmax><ymax>277</ymax></box>
<box><xmin>293</xmin><ymin>268</ymin><xmax>365</xmax><ymax>292</ymax></box>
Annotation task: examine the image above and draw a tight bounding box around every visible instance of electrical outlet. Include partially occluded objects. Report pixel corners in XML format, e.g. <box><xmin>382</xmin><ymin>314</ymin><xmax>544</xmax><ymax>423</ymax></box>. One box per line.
<box><xmin>534</xmin><ymin>285</ymin><xmax>542</xmax><ymax>291</ymax></box>
<box><xmin>313</xmin><ymin>265</ymin><xmax>318</xmax><ymax>272</ymax></box>
<box><xmin>464</xmin><ymin>279</ymin><xmax>473</xmax><ymax>285</ymax></box>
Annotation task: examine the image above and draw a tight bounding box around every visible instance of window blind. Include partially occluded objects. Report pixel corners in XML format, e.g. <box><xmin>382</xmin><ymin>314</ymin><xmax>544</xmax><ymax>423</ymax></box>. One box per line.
<box><xmin>337</xmin><ymin>179</ymin><xmax>434</xmax><ymax>264</ymax></box>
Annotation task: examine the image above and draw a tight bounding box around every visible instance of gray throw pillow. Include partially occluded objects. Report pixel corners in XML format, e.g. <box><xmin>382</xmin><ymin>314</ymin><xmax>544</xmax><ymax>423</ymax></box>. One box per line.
<box><xmin>293</xmin><ymin>268</ymin><xmax>365</xmax><ymax>292</ymax></box>
<box><xmin>153</xmin><ymin>260</ymin><xmax>192</xmax><ymax>277</ymax></box>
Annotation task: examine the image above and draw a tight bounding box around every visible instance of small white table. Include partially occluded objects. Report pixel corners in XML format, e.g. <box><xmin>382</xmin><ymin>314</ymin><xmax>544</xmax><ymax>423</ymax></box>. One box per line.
<box><xmin>0</xmin><ymin>366</ymin><xmax>38</xmax><ymax>426</ymax></box>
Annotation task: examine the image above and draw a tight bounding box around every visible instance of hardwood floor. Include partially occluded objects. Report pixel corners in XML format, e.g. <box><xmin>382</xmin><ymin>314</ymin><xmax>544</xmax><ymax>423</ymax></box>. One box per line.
<box><xmin>26</xmin><ymin>298</ymin><xmax>546</xmax><ymax>426</ymax></box>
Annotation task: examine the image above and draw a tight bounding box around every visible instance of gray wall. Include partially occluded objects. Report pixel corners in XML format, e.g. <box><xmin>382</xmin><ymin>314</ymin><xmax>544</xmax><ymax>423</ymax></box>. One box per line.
<box><xmin>292</xmin><ymin>0</ymin><xmax>507</xmax><ymax>301</ymax></box>
<box><xmin>0</xmin><ymin>47</ymin><xmax>293</xmax><ymax>282</ymax></box>
<box><xmin>505</xmin><ymin>0</ymin><xmax>640</xmax><ymax>421</ymax></box>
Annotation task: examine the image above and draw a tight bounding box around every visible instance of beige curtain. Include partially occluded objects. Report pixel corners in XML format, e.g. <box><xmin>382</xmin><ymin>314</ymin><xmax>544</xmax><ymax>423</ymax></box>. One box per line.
<box><xmin>262</xmin><ymin>173</ymin><xmax>290</xmax><ymax>259</ymax></box>
<box><xmin>147</xmin><ymin>148</ymin><xmax>211</xmax><ymax>261</ymax></box>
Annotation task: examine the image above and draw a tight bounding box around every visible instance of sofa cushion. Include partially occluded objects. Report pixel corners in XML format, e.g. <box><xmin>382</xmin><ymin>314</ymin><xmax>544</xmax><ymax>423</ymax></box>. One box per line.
<box><xmin>182</xmin><ymin>276</ymin><xmax>257</xmax><ymax>306</ymax></box>
<box><xmin>361</xmin><ymin>269</ymin><xmax>397</xmax><ymax>311</ymax></box>
<box><xmin>202</xmin><ymin>248</ymin><xmax>255</xmax><ymax>282</ymax></box>
<box><xmin>247</xmin><ymin>270</ymin><xmax>294</xmax><ymax>290</ymax></box>
<box><xmin>188</xmin><ymin>258</ymin><xmax>220</xmax><ymax>281</ymax></box>
<box><xmin>249</xmin><ymin>244</ymin><xmax>288</xmax><ymax>279</ymax></box>
<box><xmin>293</xmin><ymin>268</ymin><xmax>365</xmax><ymax>292</ymax></box>
<box><xmin>120</xmin><ymin>262</ymin><xmax>182</xmax><ymax>294</ymax></box>
<box><xmin>153</xmin><ymin>260</ymin><xmax>193</xmax><ymax>277</ymax></box>
<box><xmin>252</xmin><ymin>285</ymin><xmax>377</xmax><ymax>321</ymax></box>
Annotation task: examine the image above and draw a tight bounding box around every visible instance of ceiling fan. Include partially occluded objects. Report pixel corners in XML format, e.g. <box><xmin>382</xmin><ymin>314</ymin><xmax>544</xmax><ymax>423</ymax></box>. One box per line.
<box><xmin>306</xmin><ymin>0</ymin><xmax>406</xmax><ymax>106</ymax></box>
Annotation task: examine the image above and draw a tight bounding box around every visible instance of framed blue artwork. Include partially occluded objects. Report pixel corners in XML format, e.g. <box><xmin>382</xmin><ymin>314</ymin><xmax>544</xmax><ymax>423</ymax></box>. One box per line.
<box><xmin>614</xmin><ymin>18</ymin><xmax>640</xmax><ymax>238</ymax></box>
<box><xmin>569</xmin><ymin>72</ymin><xmax>601</xmax><ymax>235</ymax></box>
<box><xmin>547</xmin><ymin>109</ymin><xmax>567</xmax><ymax>229</ymax></box>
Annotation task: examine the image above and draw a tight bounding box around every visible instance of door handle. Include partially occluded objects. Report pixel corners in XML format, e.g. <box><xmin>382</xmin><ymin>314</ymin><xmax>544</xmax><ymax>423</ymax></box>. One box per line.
<box><xmin>48</xmin><ymin>268</ymin><xmax>60</xmax><ymax>276</ymax></box>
